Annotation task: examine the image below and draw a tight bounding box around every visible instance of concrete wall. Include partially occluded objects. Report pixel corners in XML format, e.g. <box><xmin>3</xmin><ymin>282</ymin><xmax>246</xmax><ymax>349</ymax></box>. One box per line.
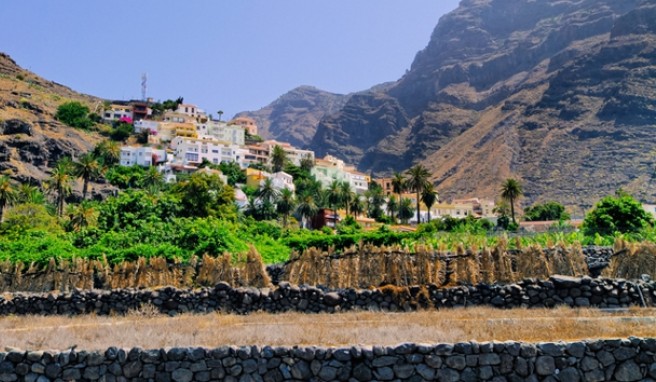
<box><xmin>1</xmin><ymin>338</ymin><xmax>655</xmax><ymax>381</ymax></box>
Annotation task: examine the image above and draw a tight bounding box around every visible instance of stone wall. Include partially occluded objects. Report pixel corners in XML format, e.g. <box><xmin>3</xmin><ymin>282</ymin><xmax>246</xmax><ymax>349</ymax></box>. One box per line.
<box><xmin>1</xmin><ymin>338</ymin><xmax>655</xmax><ymax>381</ymax></box>
<box><xmin>0</xmin><ymin>276</ymin><xmax>653</xmax><ymax>316</ymax></box>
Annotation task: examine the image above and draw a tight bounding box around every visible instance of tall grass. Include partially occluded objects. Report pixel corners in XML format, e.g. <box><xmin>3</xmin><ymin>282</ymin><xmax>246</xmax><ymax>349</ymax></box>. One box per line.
<box><xmin>0</xmin><ymin>246</ymin><xmax>270</xmax><ymax>292</ymax></box>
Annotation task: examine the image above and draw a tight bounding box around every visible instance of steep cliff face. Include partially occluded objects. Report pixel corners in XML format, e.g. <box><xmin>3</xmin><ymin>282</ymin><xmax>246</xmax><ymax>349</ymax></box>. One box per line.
<box><xmin>236</xmin><ymin>86</ymin><xmax>348</xmax><ymax>148</ymax></box>
<box><xmin>239</xmin><ymin>0</ymin><xmax>656</xmax><ymax>210</ymax></box>
<box><xmin>0</xmin><ymin>53</ymin><xmax>103</xmax><ymax>184</ymax></box>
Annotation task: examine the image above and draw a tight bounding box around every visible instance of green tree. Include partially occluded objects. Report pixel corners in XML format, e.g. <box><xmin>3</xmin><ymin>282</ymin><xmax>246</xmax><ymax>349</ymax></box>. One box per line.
<box><xmin>387</xmin><ymin>195</ymin><xmax>398</xmax><ymax>221</ymax></box>
<box><xmin>0</xmin><ymin>176</ymin><xmax>16</xmax><ymax>222</ymax></box>
<box><xmin>1</xmin><ymin>203</ymin><xmax>60</xmax><ymax>233</ymax></box>
<box><xmin>397</xmin><ymin>197</ymin><xmax>415</xmax><ymax>224</ymax></box>
<box><xmin>15</xmin><ymin>184</ymin><xmax>45</xmax><ymax>205</ymax></box>
<box><xmin>44</xmin><ymin>158</ymin><xmax>74</xmax><ymax>217</ymax></box>
<box><xmin>299</xmin><ymin>154</ymin><xmax>314</xmax><ymax>172</ymax></box>
<box><xmin>173</xmin><ymin>172</ymin><xmax>236</xmax><ymax>218</ymax></box>
<box><xmin>271</xmin><ymin>145</ymin><xmax>287</xmax><ymax>173</ymax></box>
<box><xmin>55</xmin><ymin>101</ymin><xmax>93</xmax><ymax>129</ymax></box>
<box><xmin>326</xmin><ymin>180</ymin><xmax>343</xmax><ymax>214</ymax></box>
<box><xmin>296</xmin><ymin>192</ymin><xmax>318</xmax><ymax>229</ymax></box>
<box><xmin>500</xmin><ymin>178</ymin><xmax>523</xmax><ymax>225</ymax></box>
<box><xmin>256</xmin><ymin>178</ymin><xmax>279</xmax><ymax>220</ymax></box>
<box><xmin>421</xmin><ymin>183</ymin><xmax>439</xmax><ymax>222</ymax></box>
<box><xmin>93</xmin><ymin>140</ymin><xmax>121</xmax><ymax>166</ymax></box>
<box><xmin>582</xmin><ymin>192</ymin><xmax>654</xmax><ymax>236</ymax></box>
<box><xmin>110</xmin><ymin>122</ymin><xmax>134</xmax><ymax>141</ymax></box>
<box><xmin>65</xmin><ymin>202</ymin><xmax>99</xmax><ymax>232</ymax></box>
<box><xmin>140</xmin><ymin>166</ymin><xmax>165</xmax><ymax>191</ymax></box>
<box><xmin>391</xmin><ymin>172</ymin><xmax>405</xmax><ymax>219</ymax></box>
<box><xmin>406</xmin><ymin>165</ymin><xmax>430</xmax><ymax>223</ymax></box>
<box><xmin>524</xmin><ymin>201</ymin><xmax>570</xmax><ymax>222</ymax></box>
<box><xmin>350</xmin><ymin>196</ymin><xmax>365</xmax><ymax>218</ymax></box>
<box><xmin>277</xmin><ymin>188</ymin><xmax>296</xmax><ymax>228</ymax></box>
<box><xmin>339</xmin><ymin>181</ymin><xmax>355</xmax><ymax>216</ymax></box>
<box><xmin>365</xmin><ymin>184</ymin><xmax>385</xmax><ymax>220</ymax></box>
<box><xmin>73</xmin><ymin>153</ymin><xmax>102</xmax><ymax>199</ymax></box>
<box><xmin>219</xmin><ymin>161</ymin><xmax>246</xmax><ymax>186</ymax></box>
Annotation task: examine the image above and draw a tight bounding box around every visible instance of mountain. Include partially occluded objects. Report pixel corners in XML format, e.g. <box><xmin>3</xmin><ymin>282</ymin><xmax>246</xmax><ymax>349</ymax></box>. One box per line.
<box><xmin>0</xmin><ymin>53</ymin><xmax>104</xmax><ymax>184</ymax></box>
<box><xmin>239</xmin><ymin>0</ymin><xmax>656</xmax><ymax>211</ymax></box>
<box><xmin>235</xmin><ymin>86</ymin><xmax>348</xmax><ymax>148</ymax></box>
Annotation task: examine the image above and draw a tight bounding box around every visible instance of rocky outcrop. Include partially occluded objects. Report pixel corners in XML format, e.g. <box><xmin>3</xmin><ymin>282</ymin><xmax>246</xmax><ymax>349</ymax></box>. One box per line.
<box><xmin>0</xmin><ymin>53</ymin><xmax>103</xmax><ymax>184</ymax></box>
<box><xmin>1</xmin><ymin>338</ymin><xmax>655</xmax><ymax>381</ymax></box>
<box><xmin>238</xmin><ymin>0</ymin><xmax>656</xmax><ymax>211</ymax></box>
<box><xmin>236</xmin><ymin>86</ymin><xmax>348</xmax><ymax>148</ymax></box>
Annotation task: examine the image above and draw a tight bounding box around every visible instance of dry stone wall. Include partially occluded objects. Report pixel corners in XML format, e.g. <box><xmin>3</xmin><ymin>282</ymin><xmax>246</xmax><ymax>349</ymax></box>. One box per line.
<box><xmin>0</xmin><ymin>276</ymin><xmax>653</xmax><ymax>316</ymax></box>
<box><xmin>1</xmin><ymin>338</ymin><xmax>655</xmax><ymax>381</ymax></box>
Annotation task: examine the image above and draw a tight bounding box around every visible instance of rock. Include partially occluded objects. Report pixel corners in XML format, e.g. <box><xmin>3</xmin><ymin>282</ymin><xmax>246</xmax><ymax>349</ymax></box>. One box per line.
<box><xmin>290</xmin><ymin>360</ymin><xmax>311</xmax><ymax>379</ymax></box>
<box><xmin>535</xmin><ymin>356</ymin><xmax>555</xmax><ymax>376</ymax></box>
<box><xmin>323</xmin><ymin>292</ymin><xmax>341</xmax><ymax>306</ymax></box>
<box><xmin>373</xmin><ymin>366</ymin><xmax>394</xmax><ymax>381</ymax></box>
<box><xmin>1</xmin><ymin>120</ymin><xmax>33</xmax><ymax>136</ymax></box>
<box><xmin>445</xmin><ymin>355</ymin><xmax>466</xmax><ymax>370</ymax></box>
<box><xmin>614</xmin><ymin>360</ymin><xmax>643</xmax><ymax>381</ymax></box>
<box><xmin>171</xmin><ymin>368</ymin><xmax>194</xmax><ymax>382</ymax></box>
<box><xmin>352</xmin><ymin>363</ymin><xmax>372</xmax><ymax>381</ymax></box>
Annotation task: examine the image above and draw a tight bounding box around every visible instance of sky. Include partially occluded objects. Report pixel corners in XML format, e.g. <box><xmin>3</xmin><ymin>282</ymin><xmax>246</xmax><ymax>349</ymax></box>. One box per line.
<box><xmin>1</xmin><ymin>1</ymin><xmax>460</xmax><ymax>119</ymax></box>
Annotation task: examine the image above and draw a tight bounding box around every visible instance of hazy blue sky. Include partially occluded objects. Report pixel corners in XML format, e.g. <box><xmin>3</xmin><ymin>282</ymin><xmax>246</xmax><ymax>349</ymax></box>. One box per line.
<box><xmin>1</xmin><ymin>1</ymin><xmax>460</xmax><ymax>118</ymax></box>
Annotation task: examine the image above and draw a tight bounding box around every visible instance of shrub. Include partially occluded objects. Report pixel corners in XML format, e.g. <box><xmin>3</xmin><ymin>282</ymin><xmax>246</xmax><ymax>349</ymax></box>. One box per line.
<box><xmin>55</xmin><ymin>101</ymin><xmax>93</xmax><ymax>129</ymax></box>
<box><xmin>583</xmin><ymin>192</ymin><xmax>654</xmax><ymax>236</ymax></box>
<box><xmin>524</xmin><ymin>201</ymin><xmax>570</xmax><ymax>221</ymax></box>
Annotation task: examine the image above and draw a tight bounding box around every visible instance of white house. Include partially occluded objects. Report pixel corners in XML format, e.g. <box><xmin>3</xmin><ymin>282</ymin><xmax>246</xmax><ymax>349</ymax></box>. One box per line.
<box><xmin>103</xmin><ymin>104</ymin><xmax>133</xmax><ymax>123</ymax></box>
<box><xmin>120</xmin><ymin>146</ymin><xmax>166</xmax><ymax>167</ymax></box>
<box><xmin>270</xmin><ymin>171</ymin><xmax>295</xmax><ymax>192</ymax></box>
<box><xmin>196</xmin><ymin>120</ymin><xmax>245</xmax><ymax>146</ymax></box>
<box><xmin>170</xmin><ymin>136</ymin><xmax>241</xmax><ymax>166</ymax></box>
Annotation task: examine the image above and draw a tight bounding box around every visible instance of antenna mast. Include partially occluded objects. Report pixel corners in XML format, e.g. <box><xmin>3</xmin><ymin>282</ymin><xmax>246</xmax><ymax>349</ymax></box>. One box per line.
<box><xmin>141</xmin><ymin>73</ymin><xmax>147</xmax><ymax>101</ymax></box>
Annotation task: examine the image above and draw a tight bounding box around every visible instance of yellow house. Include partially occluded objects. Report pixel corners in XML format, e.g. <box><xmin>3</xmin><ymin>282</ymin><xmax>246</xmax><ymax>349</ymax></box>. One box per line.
<box><xmin>246</xmin><ymin>168</ymin><xmax>270</xmax><ymax>188</ymax></box>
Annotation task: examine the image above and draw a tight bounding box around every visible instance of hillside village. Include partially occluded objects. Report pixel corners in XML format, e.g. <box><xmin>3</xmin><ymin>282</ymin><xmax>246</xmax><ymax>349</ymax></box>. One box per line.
<box><xmin>107</xmin><ymin>99</ymin><xmax>498</xmax><ymax>226</ymax></box>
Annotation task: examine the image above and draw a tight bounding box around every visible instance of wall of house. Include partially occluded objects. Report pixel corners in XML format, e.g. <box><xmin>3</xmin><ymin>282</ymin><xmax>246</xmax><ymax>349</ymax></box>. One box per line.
<box><xmin>0</xmin><ymin>338</ymin><xmax>654</xmax><ymax>381</ymax></box>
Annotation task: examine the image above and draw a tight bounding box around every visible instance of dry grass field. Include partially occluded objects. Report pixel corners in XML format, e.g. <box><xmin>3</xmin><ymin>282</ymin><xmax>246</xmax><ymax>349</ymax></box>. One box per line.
<box><xmin>1</xmin><ymin>307</ymin><xmax>654</xmax><ymax>351</ymax></box>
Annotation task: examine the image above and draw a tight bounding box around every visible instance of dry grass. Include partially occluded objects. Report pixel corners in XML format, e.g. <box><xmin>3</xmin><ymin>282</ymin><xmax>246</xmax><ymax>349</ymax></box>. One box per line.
<box><xmin>604</xmin><ymin>239</ymin><xmax>656</xmax><ymax>279</ymax></box>
<box><xmin>284</xmin><ymin>241</ymin><xmax>589</xmax><ymax>288</ymax></box>
<box><xmin>1</xmin><ymin>307</ymin><xmax>654</xmax><ymax>351</ymax></box>
<box><xmin>0</xmin><ymin>248</ymin><xmax>271</xmax><ymax>292</ymax></box>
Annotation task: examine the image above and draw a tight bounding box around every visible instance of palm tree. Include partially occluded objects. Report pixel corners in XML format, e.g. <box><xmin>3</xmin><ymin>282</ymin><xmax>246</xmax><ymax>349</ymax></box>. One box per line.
<box><xmin>44</xmin><ymin>159</ymin><xmax>74</xmax><ymax>217</ymax></box>
<box><xmin>0</xmin><ymin>176</ymin><xmax>16</xmax><ymax>222</ymax></box>
<box><xmin>271</xmin><ymin>145</ymin><xmax>287</xmax><ymax>173</ymax></box>
<box><xmin>73</xmin><ymin>153</ymin><xmax>102</xmax><ymax>199</ymax></box>
<box><xmin>421</xmin><ymin>183</ymin><xmax>439</xmax><ymax>222</ymax></box>
<box><xmin>296</xmin><ymin>192</ymin><xmax>318</xmax><ymax>229</ymax></box>
<box><xmin>277</xmin><ymin>188</ymin><xmax>296</xmax><ymax>228</ymax></box>
<box><xmin>387</xmin><ymin>195</ymin><xmax>398</xmax><ymax>221</ymax></box>
<box><xmin>501</xmin><ymin>178</ymin><xmax>523</xmax><ymax>224</ymax></box>
<box><xmin>339</xmin><ymin>181</ymin><xmax>355</xmax><ymax>217</ymax></box>
<box><xmin>140</xmin><ymin>166</ymin><xmax>165</xmax><ymax>191</ymax></box>
<box><xmin>66</xmin><ymin>202</ymin><xmax>98</xmax><ymax>232</ymax></box>
<box><xmin>217</xmin><ymin>110</ymin><xmax>224</xmax><ymax>121</ymax></box>
<box><xmin>398</xmin><ymin>197</ymin><xmax>415</xmax><ymax>224</ymax></box>
<box><xmin>391</xmin><ymin>172</ymin><xmax>406</xmax><ymax>220</ymax></box>
<box><xmin>93</xmin><ymin>140</ymin><xmax>120</xmax><ymax>166</ymax></box>
<box><xmin>15</xmin><ymin>184</ymin><xmax>45</xmax><ymax>205</ymax></box>
<box><xmin>299</xmin><ymin>154</ymin><xmax>314</xmax><ymax>172</ymax></box>
<box><xmin>349</xmin><ymin>195</ymin><xmax>364</xmax><ymax>218</ymax></box>
<box><xmin>406</xmin><ymin>164</ymin><xmax>430</xmax><ymax>223</ymax></box>
<box><xmin>257</xmin><ymin>178</ymin><xmax>279</xmax><ymax>219</ymax></box>
<box><xmin>326</xmin><ymin>180</ymin><xmax>342</xmax><ymax>215</ymax></box>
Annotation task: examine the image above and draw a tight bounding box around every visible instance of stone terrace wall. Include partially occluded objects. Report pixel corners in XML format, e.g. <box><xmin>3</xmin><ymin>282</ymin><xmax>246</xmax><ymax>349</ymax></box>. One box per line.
<box><xmin>0</xmin><ymin>276</ymin><xmax>654</xmax><ymax>316</ymax></box>
<box><xmin>1</xmin><ymin>338</ymin><xmax>656</xmax><ymax>381</ymax></box>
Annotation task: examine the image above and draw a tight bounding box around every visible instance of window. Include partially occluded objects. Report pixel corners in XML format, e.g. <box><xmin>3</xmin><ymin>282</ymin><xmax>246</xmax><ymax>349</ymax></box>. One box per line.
<box><xmin>186</xmin><ymin>153</ymin><xmax>199</xmax><ymax>162</ymax></box>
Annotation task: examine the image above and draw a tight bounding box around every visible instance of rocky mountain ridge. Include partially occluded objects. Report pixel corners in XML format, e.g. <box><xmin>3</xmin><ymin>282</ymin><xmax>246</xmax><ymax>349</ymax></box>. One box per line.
<box><xmin>0</xmin><ymin>53</ymin><xmax>103</xmax><ymax>184</ymax></box>
<box><xmin>239</xmin><ymin>0</ymin><xmax>656</xmax><ymax>211</ymax></box>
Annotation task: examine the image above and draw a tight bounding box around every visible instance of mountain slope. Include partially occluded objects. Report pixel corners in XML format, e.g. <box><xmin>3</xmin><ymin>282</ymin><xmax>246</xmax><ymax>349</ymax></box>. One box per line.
<box><xmin>0</xmin><ymin>53</ymin><xmax>104</xmax><ymax>184</ymax></box>
<box><xmin>235</xmin><ymin>86</ymin><xmax>348</xmax><ymax>148</ymax></box>
<box><xmin>239</xmin><ymin>0</ymin><xmax>656</xmax><ymax>210</ymax></box>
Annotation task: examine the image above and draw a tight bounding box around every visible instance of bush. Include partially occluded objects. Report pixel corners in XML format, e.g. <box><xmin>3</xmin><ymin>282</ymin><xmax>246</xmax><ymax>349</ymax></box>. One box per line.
<box><xmin>524</xmin><ymin>201</ymin><xmax>570</xmax><ymax>221</ymax></box>
<box><xmin>55</xmin><ymin>101</ymin><xmax>93</xmax><ymax>129</ymax></box>
<box><xmin>583</xmin><ymin>192</ymin><xmax>654</xmax><ymax>236</ymax></box>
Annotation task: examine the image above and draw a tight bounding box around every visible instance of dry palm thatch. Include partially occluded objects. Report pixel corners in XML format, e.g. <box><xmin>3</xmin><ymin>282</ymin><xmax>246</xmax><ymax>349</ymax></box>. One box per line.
<box><xmin>605</xmin><ymin>239</ymin><xmax>656</xmax><ymax>280</ymax></box>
